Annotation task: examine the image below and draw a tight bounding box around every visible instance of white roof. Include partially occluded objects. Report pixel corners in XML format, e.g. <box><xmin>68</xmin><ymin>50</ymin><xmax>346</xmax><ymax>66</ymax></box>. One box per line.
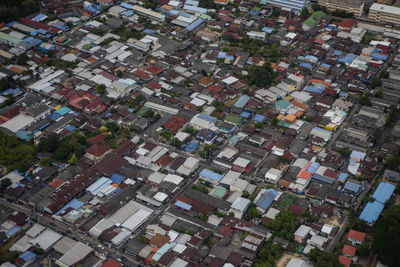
<box><xmin>172</xmin><ymin>243</ymin><xmax>186</xmax><ymax>254</ymax></box>
<box><xmin>1</xmin><ymin>172</ymin><xmax>24</xmax><ymax>185</ymax></box>
<box><xmin>56</xmin><ymin>242</ymin><xmax>93</xmax><ymax>267</ymax></box>
<box><xmin>89</xmin><ymin>218</ymin><xmax>114</xmax><ymax>237</ymax></box>
<box><xmin>265</xmin><ymin>208</ymin><xmax>280</xmax><ymax>219</ymax></box>
<box><xmin>222</xmin><ymin>76</ymin><xmax>238</xmax><ymax>85</ymax></box>
<box><xmin>121</xmin><ymin>209</ymin><xmax>152</xmax><ymax>231</ymax></box>
<box><xmin>371</xmin><ymin>3</ymin><xmax>400</xmax><ymax>15</ymax></box>
<box><xmin>321</xmin><ymin>224</ymin><xmax>335</xmax><ymax>235</ymax></box>
<box><xmin>163</xmin><ymin>174</ymin><xmax>184</xmax><ymax>185</ymax></box>
<box><xmin>111</xmin><ymin>228</ymin><xmax>131</xmax><ymax>245</ymax></box>
<box><xmin>170</xmin><ymin>258</ymin><xmax>188</xmax><ymax>267</ymax></box>
<box><xmin>294</xmin><ymin>225</ymin><xmax>311</xmax><ymax>238</ymax></box>
<box><xmin>153</xmin><ymin>192</ymin><xmax>168</xmax><ymax>202</ymax></box>
<box><xmin>233</xmin><ymin>157</ymin><xmax>250</xmax><ymax>168</ymax></box>
<box><xmin>231</xmin><ymin>197</ymin><xmax>251</xmax><ymax>212</ymax></box>
<box><xmin>148</xmin><ymin>172</ymin><xmax>166</xmax><ymax>184</ymax></box>
<box><xmin>0</xmin><ymin>114</ymin><xmax>35</xmax><ymax>133</ymax></box>
<box><xmin>30</xmin><ymin>229</ymin><xmax>62</xmax><ymax>250</ymax></box>
<box><xmin>26</xmin><ymin>224</ymin><xmax>46</xmax><ymax>238</ymax></box>
<box><xmin>286</xmin><ymin>258</ymin><xmax>313</xmax><ymax>267</ymax></box>
<box><xmin>53</xmin><ymin>236</ymin><xmax>77</xmax><ymax>254</ymax></box>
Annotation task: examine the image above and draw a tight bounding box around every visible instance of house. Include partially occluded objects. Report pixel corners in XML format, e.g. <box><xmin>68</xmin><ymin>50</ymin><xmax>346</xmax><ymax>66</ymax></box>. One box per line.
<box><xmin>294</xmin><ymin>225</ymin><xmax>311</xmax><ymax>244</ymax></box>
<box><xmin>346</xmin><ymin>229</ymin><xmax>366</xmax><ymax>246</ymax></box>
<box><xmin>265</xmin><ymin>168</ymin><xmax>283</xmax><ymax>184</ymax></box>
<box><xmin>342</xmin><ymin>244</ymin><xmax>357</xmax><ymax>260</ymax></box>
<box><xmin>230</xmin><ymin>197</ymin><xmax>251</xmax><ymax>219</ymax></box>
<box><xmin>85</xmin><ymin>142</ymin><xmax>111</xmax><ymax>161</ymax></box>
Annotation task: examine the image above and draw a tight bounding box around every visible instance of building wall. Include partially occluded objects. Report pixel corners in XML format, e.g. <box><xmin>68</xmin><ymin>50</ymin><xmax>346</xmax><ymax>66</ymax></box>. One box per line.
<box><xmin>318</xmin><ymin>0</ymin><xmax>364</xmax><ymax>17</ymax></box>
<box><xmin>369</xmin><ymin>6</ymin><xmax>400</xmax><ymax>25</ymax></box>
<box><xmin>266</xmin><ymin>0</ymin><xmax>310</xmax><ymax>11</ymax></box>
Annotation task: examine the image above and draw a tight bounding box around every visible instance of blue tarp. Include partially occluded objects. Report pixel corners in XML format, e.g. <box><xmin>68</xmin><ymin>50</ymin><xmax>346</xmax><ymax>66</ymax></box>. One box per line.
<box><xmin>256</xmin><ymin>189</ymin><xmax>277</xmax><ymax>210</ymax></box>
<box><xmin>143</xmin><ymin>29</ymin><xmax>155</xmax><ymax>35</ymax></box>
<box><xmin>360</xmin><ymin>201</ymin><xmax>384</xmax><ymax>224</ymax></box>
<box><xmin>176</xmin><ymin>201</ymin><xmax>192</xmax><ymax>210</ymax></box>
<box><xmin>253</xmin><ymin>114</ymin><xmax>265</xmax><ymax>123</ymax></box>
<box><xmin>49</xmin><ymin>113</ymin><xmax>62</xmax><ymax>121</ymax></box>
<box><xmin>305</xmin><ymin>55</ymin><xmax>319</xmax><ymax>62</ymax></box>
<box><xmin>55</xmin><ymin>198</ymin><xmax>84</xmax><ymax>215</ymax></box>
<box><xmin>19</xmin><ymin>251</ymin><xmax>36</xmax><ymax>262</ymax></box>
<box><xmin>110</xmin><ymin>173</ymin><xmax>125</xmax><ymax>184</ymax></box>
<box><xmin>200</xmin><ymin>169</ymin><xmax>224</xmax><ymax>182</ymax></box>
<box><xmin>7</xmin><ymin>225</ymin><xmax>21</xmax><ymax>237</ymax></box>
<box><xmin>305</xmin><ymin>86</ymin><xmax>324</xmax><ymax>94</ymax></box>
<box><xmin>337</xmin><ymin>173</ymin><xmax>348</xmax><ymax>182</ymax></box>
<box><xmin>240</xmin><ymin>111</ymin><xmax>252</xmax><ymax>119</ymax></box>
<box><xmin>372</xmin><ymin>182</ymin><xmax>395</xmax><ymax>204</ymax></box>
<box><xmin>185</xmin><ymin>141</ymin><xmax>199</xmax><ymax>153</ymax></box>
<box><xmin>0</xmin><ymin>88</ymin><xmax>21</xmax><ymax>95</ymax></box>
<box><xmin>333</xmin><ymin>50</ymin><xmax>342</xmax><ymax>56</ymax></box>
<box><xmin>64</xmin><ymin>125</ymin><xmax>76</xmax><ymax>132</ymax></box>
<box><xmin>234</xmin><ymin>95</ymin><xmax>249</xmax><ymax>108</ymax></box>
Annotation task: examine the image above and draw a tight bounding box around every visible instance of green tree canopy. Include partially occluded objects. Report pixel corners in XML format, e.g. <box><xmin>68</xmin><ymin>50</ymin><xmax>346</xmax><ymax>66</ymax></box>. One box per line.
<box><xmin>266</xmin><ymin>210</ymin><xmax>298</xmax><ymax>240</ymax></box>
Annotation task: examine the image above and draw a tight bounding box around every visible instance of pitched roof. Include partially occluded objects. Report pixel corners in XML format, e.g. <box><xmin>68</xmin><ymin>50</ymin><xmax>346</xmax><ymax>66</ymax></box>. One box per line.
<box><xmin>347</xmin><ymin>229</ymin><xmax>366</xmax><ymax>242</ymax></box>
<box><xmin>342</xmin><ymin>244</ymin><xmax>356</xmax><ymax>257</ymax></box>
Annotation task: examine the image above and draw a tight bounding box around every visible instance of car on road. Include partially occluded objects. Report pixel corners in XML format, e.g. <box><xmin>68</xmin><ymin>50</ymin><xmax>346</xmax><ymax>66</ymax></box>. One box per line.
<box><xmin>49</xmin><ymin>222</ymin><xmax>56</xmax><ymax>227</ymax></box>
<box><xmin>121</xmin><ymin>256</ymin><xmax>127</xmax><ymax>261</ymax></box>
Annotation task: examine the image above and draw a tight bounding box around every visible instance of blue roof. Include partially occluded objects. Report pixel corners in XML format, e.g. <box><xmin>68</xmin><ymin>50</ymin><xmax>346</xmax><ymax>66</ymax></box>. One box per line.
<box><xmin>86</xmin><ymin>177</ymin><xmax>109</xmax><ymax>193</ymax></box>
<box><xmin>186</xmin><ymin>18</ymin><xmax>203</xmax><ymax>32</ymax></box>
<box><xmin>198</xmin><ymin>113</ymin><xmax>217</xmax><ymax>123</ymax></box>
<box><xmin>305</xmin><ymin>86</ymin><xmax>324</xmax><ymax>94</ymax></box>
<box><xmin>337</xmin><ymin>173</ymin><xmax>348</xmax><ymax>182</ymax></box>
<box><xmin>360</xmin><ymin>201</ymin><xmax>384</xmax><ymax>224</ymax></box>
<box><xmin>200</xmin><ymin>169</ymin><xmax>224</xmax><ymax>182</ymax></box>
<box><xmin>19</xmin><ymin>251</ymin><xmax>37</xmax><ymax>262</ymax></box>
<box><xmin>371</xmin><ymin>53</ymin><xmax>388</xmax><ymax>61</ymax></box>
<box><xmin>176</xmin><ymin>201</ymin><xmax>192</xmax><ymax>210</ymax></box>
<box><xmin>372</xmin><ymin>182</ymin><xmax>395</xmax><ymax>204</ymax></box>
<box><xmin>184</xmin><ymin>4</ymin><xmax>207</xmax><ymax>13</ymax></box>
<box><xmin>143</xmin><ymin>29</ymin><xmax>155</xmax><ymax>35</ymax></box>
<box><xmin>55</xmin><ymin>198</ymin><xmax>84</xmax><ymax>215</ymax></box>
<box><xmin>350</xmin><ymin>150</ymin><xmax>366</xmax><ymax>160</ymax></box>
<box><xmin>344</xmin><ymin>181</ymin><xmax>362</xmax><ymax>194</ymax></box>
<box><xmin>311</xmin><ymin>174</ymin><xmax>335</xmax><ymax>185</ymax></box>
<box><xmin>64</xmin><ymin>125</ymin><xmax>76</xmax><ymax>132</ymax></box>
<box><xmin>186</xmin><ymin>0</ymin><xmax>199</xmax><ymax>6</ymax></box>
<box><xmin>32</xmin><ymin>13</ymin><xmax>47</xmax><ymax>21</ymax></box>
<box><xmin>321</xmin><ymin>63</ymin><xmax>331</xmax><ymax>69</ymax></box>
<box><xmin>305</xmin><ymin>55</ymin><xmax>319</xmax><ymax>62</ymax></box>
<box><xmin>110</xmin><ymin>173</ymin><xmax>125</xmax><ymax>184</ymax></box>
<box><xmin>7</xmin><ymin>225</ymin><xmax>21</xmax><ymax>236</ymax></box>
<box><xmin>253</xmin><ymin>114</ymin><xmax>265</xmax><ymax>123</ymax></box>
<box><xmin>262</xmin><ymin>27</ymin><xmax>274</xmax><ymax>34</ymax></box>
<box><xmin>121</xmin><ymin>2</ymin><xmax>133</xmax><ymax>9</ymax></box>
<box><xmin>256</xmin><ymin>189</ymin><xmax>277</xmax><ymax>210</ymax></box>
<box><xmin>0</xmin><ymin>88</ymin><xmax>21</xmax><ymax>96</ymax></box>
<box><xmin>234</xmin><ymin>95</ymin><xmax>249</xmax><ymax>108</ymax></box>
<box><xmin>333</xmin><ymin>50</ymin><xmax>342</xmax><ymax>56</ymax></box>
<box><xmin>123</xmin><ymin>10</ymin><xmax>134</xmax><ymax>16</ymax></box>
<box><xmin>185</xmin><ymin>141</ymin><xmax>198</xmax><ymax>153</ymax></box>
<box><xmin>299</xmin><ymin>62</ymin><xmax>312</xmax><ymax>69</ymax></box>
<box><xmin>240</xmin><ymin>111</ymin><xmax>252</xmax><ymax>119</ymax></box>
<box><xmin>339</xmin><ymin>53</ymin><xmax>357</xmax><ymax>64</ymax></box>
<box><xmin>307</xmin><ymin>162</ymin><xmax>320</xmax><ymax>174</ymax></box>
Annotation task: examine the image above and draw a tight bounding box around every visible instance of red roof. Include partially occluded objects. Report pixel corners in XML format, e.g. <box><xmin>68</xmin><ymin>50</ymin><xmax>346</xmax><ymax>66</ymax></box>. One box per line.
<box><xmin>347</xmin><ymin>229</ymin><xmax>366</xmax><ymax>242</ymax></box>
<box><xmin>342</xmin><ymin>244</ymin><xmax>356</xmax><ymax>257</ymax></box>
<box><xmin>289</xmin><ymin>204</ymin><xmax>306</xmax><ymax>216</ymax></box>
<box><xmin>164</xmin><ymin>115</ymin><xmax>188</xmax><ymax>134</ymax></box>
<box><xmin>145</xmin><ymin>65</ymin><xmax>164</xmax><ymax>75</ymax></box>
<box><xmin>208</xmin><ymin>84</ymin><xmax>224</xmax><ymax>93</ymax></box>
<box><xmin>0</xmin><ymin>105</ymin><xmax>23</xmax><ymax>121</ymax></box>
<box><xmin>337</xmin><ymin>18</ymin><xmax>357</xmax><ymax>30</ymax></box>
<box><xmin>101</xmin><ymin>259</ymin><xmax>122</xmax><ymax>267</ymax></box>
<box><xmin>338</xmin><ymin>255</ymin><xmax>352</xmax><ymax>267</ymax></box>
<box><xmin>132</xmin><ymin>69</ymin><xmax>151</xmax><ymax>80</ymax></box>
<box><xmin>85</xmin><ymin>142</ymin><xmax>110</xmax><ymax>158</ymax></box>
<box><xmin>90</xmin><ymin>132</ymin><xmax>107</xmax><ymax>144</ymax></box>
<box><xmin>147</xmin><ymin>81</ymin><xmax>162</xmax><ymax>90</ymax></box>
<box><xmin>48</xmin><ymin>178</ymin><xmax>65</xmax><ymax>189</ymax></box>
<box><xmin>20</xmin><ymin>18</ymin><xmax>61</xmax><ymax>34</ymax></box>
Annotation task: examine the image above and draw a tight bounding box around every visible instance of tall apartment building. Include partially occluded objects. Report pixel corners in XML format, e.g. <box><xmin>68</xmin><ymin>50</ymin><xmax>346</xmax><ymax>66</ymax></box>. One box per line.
<box><xmin>266</xmin><ymin>0</ymin><xmax>310</xmax><ymax>11</ymax></box>
<box><xmin>318</xmin><ymin>0</ymin><xmax>364</xmax><ymax>17</ymax></box>
<box><xmin>369</xmin><ymin>4</ymin><xmax>400</xmax><ymax>26</ymax></box>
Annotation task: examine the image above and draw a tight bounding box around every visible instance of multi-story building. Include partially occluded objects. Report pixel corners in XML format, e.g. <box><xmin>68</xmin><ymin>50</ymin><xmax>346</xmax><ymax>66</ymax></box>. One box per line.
<box><xmin>318</xmin><ymin>0</ymin><xmax>364</xmax><ymax>17</ymax></box>
<box><xmin>266</xmin><ymin>0</ymin><xmax>310</xmax><ymax>11</ymax></box>
<box><xmin>369</xmin><ymin>4</ymin><xmax>400</xmax><ymax>26</ymax></box>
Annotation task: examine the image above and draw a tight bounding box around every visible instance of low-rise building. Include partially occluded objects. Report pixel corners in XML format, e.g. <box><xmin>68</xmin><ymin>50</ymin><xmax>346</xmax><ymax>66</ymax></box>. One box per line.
<box><xmin>369</xmin><ymin>4</ymin><xmax>400</xmax><ymax>26</ymax></box>
<box><xmin>318</xmin><ymin>0</ymin><xmax>364</xmax><ymax>17</ymax></box>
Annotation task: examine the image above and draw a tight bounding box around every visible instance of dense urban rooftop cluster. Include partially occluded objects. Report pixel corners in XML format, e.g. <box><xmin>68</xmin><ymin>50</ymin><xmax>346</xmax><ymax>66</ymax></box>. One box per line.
<box><xmin>0</xmin><ymin>0</ymin><xmax>400</xmax><ymax>267</ymax></box>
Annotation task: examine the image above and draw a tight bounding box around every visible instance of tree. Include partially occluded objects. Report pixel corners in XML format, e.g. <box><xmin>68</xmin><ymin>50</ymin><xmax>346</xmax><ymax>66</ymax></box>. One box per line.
<box><xmin>315</xmin><ymin>252</ymin><xmax>341</xmax><ymax>267</ymax></box>
<box><xmin>301</xmin><ymin>7</ymin><xmax>310</xmax><ymax>17</ymax></box>
<box><xmin>39</xmin><ymin>157</ymin><xmax>50</xmax><ymax>166</ymax></box>
<box><xmin>17</xmin><ymin>53</ymin><xmax>29</xmax><ymax>65</ymax></box>
<box><xmin>357</xmin><ymin>243</ymin><xmax>370</xmax><ymax>258</ymax></box>
<box><xmin>266</xmin><ymin>210</ymin><xmax>298</xmax><ymax>240</ymax></box>
<box><xmin>371</xmin><ymin>78</ymin><xmax>382</xmax><ymax>89</ymax></box>
<box><xmin>340</xmin><ymin>147</ymin><xmax>351</xmax><ymax>157</ymax></box>
<box><xmin>139</xmin><ymin>235</ymin><xmax>149</xmax><ymax>244</ymax></box>
<box><xmin>245</xmin><ymin>206</ymin><xmax>261</xmax><ymax>221</ymax></box>
<box><xmin>38</xmin><ymin>134</ymin><xmax>60</xmax><ymax>153</ymax></box>
<box><xmin>375</xmin><ymin>90</ymin><xmax>383</xmax><ymax>98</ymax></box>
<box><xmin>143</xmin><ymin>109</ymin><xmax>154</xmax><ymax>118</ymax></box>
<box><xmin>184</xmin><ymin>79</ymin><xmax>191</xmax><ymax>87</ymax></box>
<box><xmin>170</xmin><ymin>138</ymin><xmax>181</xmax><ymax>147</ymax></box>
<box><xmin>162</xmin><ymin>130</ymin><xmax>172</xmax><ymax>139</ymax></box>
<box><xmin>271</xmin><ymin>117</ymin><xmax>279</xmax><ymax>127</ymax></box>
<box><xmin>99</xmin><ymin>126</ymin><xmax>108</xmax><ymax>133</ymax></box>
<box><xmin>372</xmin><ymin>204</ymin><xmax>400</xmax><ymax>267</ymax></box>
<box><xmin>116</xmin><ymin>70</ymin><xmax>123</xmax><ymax>78</ymax></box>
<box><xmin>254</xmin><ymin>122</ymin><xmax>263</xmax><ymax>129</ymax></box>
<box><xmin>0</xmin><ymin>178</ymin><xmax>12</xmax><ymax>190</ymax></box>
<box><xmin>305</xmin><ymin>115</ymin><xmax>313</xmax><ymax>122</ymax></box>
<box><xmin>228</xmin><ymin>212</ymin><xmax>234</xmax><ymax>217</ymax></box>
<box><xmin>68</xmin><ymin>153</ymin><xmax>77</xmax><ymax>164</ymax></box>
<box><xmin>359</xmin><ymin>94</ymin><xmax>372</xmax><ymax>106</ymax></box>
<box><xmin>308</xmin><ymin>248</ymin><xmax>321</xmax><ymax>262</ymax></box>
<box><xmin>96</xmin><ymin>84</ymin><xmax>106</xmax><ymax>94</ymax></box>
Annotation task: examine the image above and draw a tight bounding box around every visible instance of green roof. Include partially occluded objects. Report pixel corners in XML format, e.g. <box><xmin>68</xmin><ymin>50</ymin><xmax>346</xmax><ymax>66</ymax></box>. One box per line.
<box><xmin>200</xmin><ymin>14</ymin><xmax>211</xmax><ymax>20</ymax></box>
<box><xmin>55</xmin><ymin>107</ymin><xmax>71</xmax><ymax>116</ymax></box>
<box><xmin>302</xmin><ymin>11</ymin><xmax>326</xmax><ymax>28</ymax></box>
<box><xmin>0</xmin><ymin>32</ymin><xmax>22</xmax><ymax>45</ymax></box>
<box><xmin>275</xmin><ymin>100</ymin><xmax>292</xmax><ymax>111</ymax></box>
<box><xmin>137</xmin><ymin>106</ymin><xmax>150</xmax><ymax>116</ymax></box>
<box><xmin>225</xmin><ymin>114</ymin><xmax>242</xmax><ymax>125</ymax></box>
<box><xmin>213</xmin><ymin>187</ymin><xmax>227</xmax><ymax>198</ymax></box>
<box><xmin>296</xmin><ymin>246</ymin><xmax>305</xmax><ymax>254</ymax></box>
